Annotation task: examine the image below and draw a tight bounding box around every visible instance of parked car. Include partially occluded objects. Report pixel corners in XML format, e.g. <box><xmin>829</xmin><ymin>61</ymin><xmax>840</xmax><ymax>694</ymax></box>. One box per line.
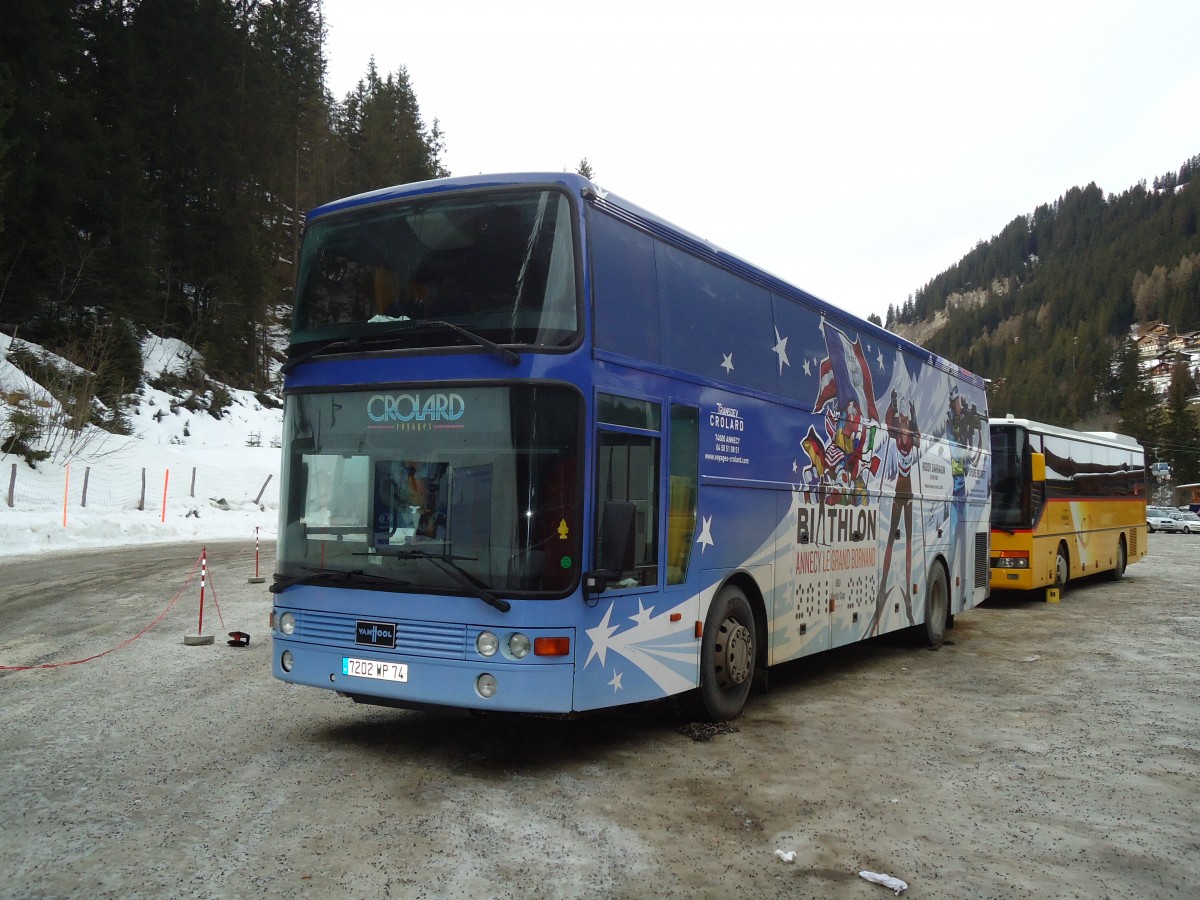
<box><xmin>1147</xmin><ymin>507</ymin><xmax>1182</xmax><ymax>533</ymax></box>
<box><xmin>1169</xmin><ymin>510</ymin><xmax>1200</xmax><ymax>534</ymax></box>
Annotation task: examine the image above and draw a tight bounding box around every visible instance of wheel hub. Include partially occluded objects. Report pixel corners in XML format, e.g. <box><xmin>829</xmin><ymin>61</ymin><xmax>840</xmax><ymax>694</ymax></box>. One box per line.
<box><xmin>715</xmin><ymin>617</ymin><xmax>753</xmax><ymax>689</ymax></box>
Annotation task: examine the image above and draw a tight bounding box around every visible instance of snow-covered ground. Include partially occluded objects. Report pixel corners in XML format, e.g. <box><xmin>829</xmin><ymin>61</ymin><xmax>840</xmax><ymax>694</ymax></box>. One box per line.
<box><xmin>1</xmin><ymin>331</ymin><xmax>282</xmax><ymax>558</ymax></box>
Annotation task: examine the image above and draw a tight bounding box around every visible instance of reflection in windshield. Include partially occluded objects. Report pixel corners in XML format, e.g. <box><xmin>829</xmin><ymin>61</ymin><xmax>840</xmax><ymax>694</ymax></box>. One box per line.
<box><xmin>277</xmin><ymin>385</ymin><xmax>580</xmax><ymax>598</ymax></box>
<box><xmin>292</xmin><ymin>189</ymin><xmax>579</xmax><ymax>350</ymax></box>
<box><xmin>990</xmin><ymin>427</ymin><xmax>1028</xmax><ymax>528</ymax></box>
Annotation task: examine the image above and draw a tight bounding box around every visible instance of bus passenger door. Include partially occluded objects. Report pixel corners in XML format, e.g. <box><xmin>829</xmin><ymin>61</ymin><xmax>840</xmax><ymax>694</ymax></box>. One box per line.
<box><xmin>577</xmin><ymin>393</ymin><xmax>697</xmax><ymax>711</ymax></box>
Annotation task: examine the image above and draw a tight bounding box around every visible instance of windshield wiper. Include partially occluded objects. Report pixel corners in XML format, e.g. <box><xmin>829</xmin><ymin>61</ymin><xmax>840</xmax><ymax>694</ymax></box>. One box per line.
<box><xmin>281</xmin><ymin>319</ymin><xmax>519</xmax><ymax>375</ymax></box>
<box><xmin>357</xmin><ymin>548</ymin><xmax>511</xmax><ymax>613</ymax></box>
<box><xmin>280</xmin><ymin>337</ymin><xmax>362</xmax><ymax>375</ymax></box>
<box><xmin>384</xmin><ymin>318</ymin><xmax>520</xmax><ymax>366</ymax></box>
<box><xmin>270</xmin><ymin>566</ymin><xmax>410</xmax><ymax>594</ymax></box>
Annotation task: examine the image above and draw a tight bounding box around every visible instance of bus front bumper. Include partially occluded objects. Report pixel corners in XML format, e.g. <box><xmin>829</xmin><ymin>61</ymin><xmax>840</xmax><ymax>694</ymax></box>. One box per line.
<box><xmin>272</xmin><ymin>637</ymin><xmax>576</xmax><ymax>714</ymax></box>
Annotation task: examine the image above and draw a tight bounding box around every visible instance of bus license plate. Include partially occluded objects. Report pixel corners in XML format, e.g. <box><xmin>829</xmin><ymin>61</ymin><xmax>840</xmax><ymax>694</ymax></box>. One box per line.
<box><xmin>342</xmin><ymin>657</ymin><xmax>408</xmax><ymax>682</ymax></box>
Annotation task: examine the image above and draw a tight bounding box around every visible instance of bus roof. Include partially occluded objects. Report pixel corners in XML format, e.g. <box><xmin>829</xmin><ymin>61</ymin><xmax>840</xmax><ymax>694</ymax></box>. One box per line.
<box><xmin>989</xmin><ymin>415</ymin><xmax>1142</xmax><ymax>449</ymax></box>
<box><xmin>307</xmin><ymin>172</ymin><xmax>985</xmax><ymax>389</ymax></box>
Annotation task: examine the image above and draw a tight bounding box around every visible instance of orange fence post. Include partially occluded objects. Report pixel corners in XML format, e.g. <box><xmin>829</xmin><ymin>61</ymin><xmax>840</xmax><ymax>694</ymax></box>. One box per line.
<box><xmin>161</xmin><ymin>469</ymin><xmax>170</xmax><ymax>523</ymax></box>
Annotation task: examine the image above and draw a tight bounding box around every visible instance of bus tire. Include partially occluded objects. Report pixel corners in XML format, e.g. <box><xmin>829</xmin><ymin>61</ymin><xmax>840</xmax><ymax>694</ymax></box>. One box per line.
<box><xmin>683</xmin><ymin>585</ymin><xmax>756</xmax><ymax>722</ymax></box>
<box><xmin>923</xmin><ymin>562</ymin><xmax>949</xmax><ymax>649</ymax></box>
<box><xmin>1054</xmin><ymin>544</ymin><xmax>1069</xmax><ymax>591</ymax></box>
<box><xmin>1107</xmin><ymin>536</ymin><xmax>1127</xmax><ymax>580</ymax></box>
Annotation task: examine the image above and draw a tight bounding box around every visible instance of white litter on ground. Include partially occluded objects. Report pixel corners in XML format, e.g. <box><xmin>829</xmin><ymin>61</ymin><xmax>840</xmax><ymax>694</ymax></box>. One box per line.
<box><xmin>859</xmin><ymin>870</ymin><xmax>908</xmax><ymax>894</ymax></box>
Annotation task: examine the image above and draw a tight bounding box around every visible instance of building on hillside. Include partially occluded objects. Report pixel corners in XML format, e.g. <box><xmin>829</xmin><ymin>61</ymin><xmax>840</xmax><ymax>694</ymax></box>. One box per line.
<box><xmin>1135</xmin><ymin>323</ymin><xmax>1171</xmax><ymax>359</ymax></box>
<box><xmin>1134</xmin><ymin>323</ymin><xmax>1200</xmax><ymax>396</ymax></box>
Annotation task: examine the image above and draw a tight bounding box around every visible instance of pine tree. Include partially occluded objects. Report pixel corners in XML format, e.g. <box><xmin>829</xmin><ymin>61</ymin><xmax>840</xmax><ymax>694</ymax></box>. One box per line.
<box><xmin>1112</xmin><ymin>339</ymin><xmax>1162</xmax><ymax>449</ymax></box>
<box><xmin>335</xmin><ymin>61</ymin><xmax>447</xmax><ymax>198</ymax></box>
<box><xmin>1160</xmin><ymin>361</ymin><xmax>1200</xmax><ymax>485</ymax></box>
<box><xmin>576</xmin><ymin>158</ymin><xmax>595</xmax><ymax>180</ymax></box>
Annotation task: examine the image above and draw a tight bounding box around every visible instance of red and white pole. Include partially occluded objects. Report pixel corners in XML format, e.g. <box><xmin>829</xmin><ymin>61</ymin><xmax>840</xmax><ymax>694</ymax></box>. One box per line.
<box><xmin>184</xmin><ymin>546</ymin><xmax>215</xmax><ymax>646</ymax></box>
<box><xmin>198</xmin><ymin>547</ymin><xmax>207</xmax><ymax>634</ymax></box>
<box><xmin>248</xmin><ymin>527</ymin><xmax>266</xmax><ymax>584</ymax></box>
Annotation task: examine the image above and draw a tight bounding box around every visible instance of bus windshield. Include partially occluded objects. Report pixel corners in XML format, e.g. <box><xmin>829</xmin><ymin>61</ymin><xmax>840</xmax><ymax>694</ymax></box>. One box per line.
<box><xmin>292</xmin><ymin>189</ymin><xmax>579</xmax><ymax>350</ymax></box>
<box><xmin>990</xmin><ymin>425</ymin><xmax>1029</xmax><ymax>528</ymax></box>
<box><xmin>277</xmin><ymin>384</ymin><xmax>581</xmax><ymax>597</ymax></box>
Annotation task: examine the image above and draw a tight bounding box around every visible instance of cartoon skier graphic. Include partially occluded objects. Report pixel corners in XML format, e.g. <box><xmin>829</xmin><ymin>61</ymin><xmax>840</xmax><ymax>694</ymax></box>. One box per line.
<box><xmin>864</xmin><ymin>390</ymin><xmax>921</xmax><ymax>637</ymax></box>
<box><xmin>945</xmin><ymin>383</ymin><xmax>984</xmax><ymax>598</ymax></box>
<box><xmin>803</xmin><ymin>320</ymin><xmax>884</xmax><ymax>504</ymax></box>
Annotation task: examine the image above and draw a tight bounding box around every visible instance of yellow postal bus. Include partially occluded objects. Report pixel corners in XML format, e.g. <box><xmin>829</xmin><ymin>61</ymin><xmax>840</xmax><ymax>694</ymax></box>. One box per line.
<box><xmin>989</xmin><ymin>416</ymin><xmax>1147</xmax><ymax>593</ymax></box>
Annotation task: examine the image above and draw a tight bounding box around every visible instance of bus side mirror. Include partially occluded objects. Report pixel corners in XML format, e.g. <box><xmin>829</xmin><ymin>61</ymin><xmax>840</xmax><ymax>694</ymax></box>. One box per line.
<box><xmin>1030</xmin><ymin>452</ymin><xmax>1046</xmax><ymax>483</ymax></box>
<box><xmin>584</xmin><ymin>500</ymin><xmax>637</xmax><ymax>595</ymax></box>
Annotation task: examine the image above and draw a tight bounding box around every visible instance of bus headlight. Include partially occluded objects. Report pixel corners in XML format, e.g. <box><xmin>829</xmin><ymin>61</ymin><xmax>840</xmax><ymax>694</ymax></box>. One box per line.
<box><xmin>279</xmin><ymin>612</ymin><xmax>296</xmax><ymax>635</ymax></box>
<box><xmin>993</xmin><ymin>555</ymin><xmax>1030</xmax><ymax>569</ymax></box>
<box><xmin>476</xmin><ymin>674</ymin><xmax>498</xmax><ymax>698</ymax></box>
<box><xmin>476</xmin><ymin>631</ymin><xmax>499</xmax><ymax>657</ymax></box>
<box><xmin>281</xmin><ymin>650</ymin><xmax>294</xmax><ymax>672</ymax></box>
<box><xmin>508</xmin><ymin>633</ymin><xmax>531</xmax><ymax>659</ymax></box>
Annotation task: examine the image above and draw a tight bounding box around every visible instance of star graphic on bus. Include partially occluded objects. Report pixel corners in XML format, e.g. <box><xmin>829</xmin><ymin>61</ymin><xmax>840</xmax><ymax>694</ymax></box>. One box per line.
<box><xmin>696</xmin><ymin>515</ymin><xmax>714</xmax><ymax>553</ymax></box>
<box><xmin>584</xmin><ymin>605</ymin><xmax>619</xmax><ymax>668</ymax></box>
<box><xmin>608</xmin><ymin>670</ymin><xmax>624</xmax><ymax>692</ymax></box>
<box><xmin>721</xmin><ymin>352</ymin><xmax>734</xmax><ymax>374</ymax></box>
<box><xmin>630</xmin><ymin>600</ymin><xmax>655</xmax><ymax>625</ymax></box>
<box><xmin>803</xmin><ymin>358</ymin><xmax>812</xmax><ymax>377</ymax></box>
<box><xmin>773</xmin><ymin>327</ymin><xmax>790</xmax><ymax>373</ymax></box>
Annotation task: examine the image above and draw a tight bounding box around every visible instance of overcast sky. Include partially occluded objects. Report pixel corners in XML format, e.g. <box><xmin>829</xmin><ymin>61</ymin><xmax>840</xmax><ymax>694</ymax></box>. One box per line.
<box><xmin>320</xmin><ymin>0</ymin><xmax>1200</xmax><ymax>323</ymax></box>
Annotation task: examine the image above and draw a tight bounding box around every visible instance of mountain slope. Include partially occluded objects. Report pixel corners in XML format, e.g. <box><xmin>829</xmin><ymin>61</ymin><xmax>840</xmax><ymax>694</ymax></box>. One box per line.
<box><xmin>889</xmin><ymin>155</ymin><xmax>1200</xmax><ymax>428</ymax></box>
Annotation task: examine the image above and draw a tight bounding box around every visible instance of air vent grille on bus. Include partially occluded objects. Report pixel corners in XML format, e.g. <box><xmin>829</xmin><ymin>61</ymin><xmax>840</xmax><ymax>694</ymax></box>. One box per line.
<box><xmin>974</xmin><ymin>532</ymin><xmax>989</xmax><ymax>588</ymax></box>
<box><xmin>1129</xmin><ymin>528</ymin><xmax>1137</xmax><ymax>558</ymax></box>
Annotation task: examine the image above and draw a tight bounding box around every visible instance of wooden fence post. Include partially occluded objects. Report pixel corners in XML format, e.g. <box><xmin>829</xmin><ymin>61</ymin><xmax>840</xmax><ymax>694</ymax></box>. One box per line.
<box><xmin>254</xmin><ymin>473</ymin><xmax>273</xmax><ymax>505</ymax></box>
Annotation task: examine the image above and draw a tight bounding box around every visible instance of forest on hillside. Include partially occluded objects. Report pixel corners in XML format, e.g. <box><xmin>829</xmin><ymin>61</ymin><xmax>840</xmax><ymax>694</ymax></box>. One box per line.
<box><xmin>887</xmin><ymin>156</ymin><xmax>1200</xmax><ymax>481</ymax></box>
<box><xmin>4</xmin><ymin>3</ymin><xmax>1199</xmax><ymax>479</ymax></box>
<box><xmin>0</xmin><ymin>0</ymin><xmax>445</xmax><ymax>405</ymax></box>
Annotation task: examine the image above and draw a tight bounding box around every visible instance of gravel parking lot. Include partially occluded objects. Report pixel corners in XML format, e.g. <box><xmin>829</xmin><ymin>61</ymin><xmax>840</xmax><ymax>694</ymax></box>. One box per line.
<box><xmin>1</xmin><ymin>534</ymin><xmax>1197</xmax><ymax>899</ymax></box>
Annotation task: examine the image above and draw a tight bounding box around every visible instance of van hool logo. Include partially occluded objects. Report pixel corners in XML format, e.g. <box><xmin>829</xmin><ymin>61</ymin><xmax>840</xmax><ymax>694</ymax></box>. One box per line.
<box><xmin>367</xmin><ymin>392</ymin><xmax>465</xmax><ymax>423</ymax></box>
<box><xmin>355</xmin><ymin>620</ymin><xmax>396</xmax><ymax>648</ymax></box>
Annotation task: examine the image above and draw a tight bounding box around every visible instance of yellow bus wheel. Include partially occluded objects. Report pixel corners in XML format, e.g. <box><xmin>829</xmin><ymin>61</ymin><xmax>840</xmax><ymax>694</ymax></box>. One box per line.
<box><xmin>1107</xmin><ymin>537</ymin><xmax>1127</xmax><ymax>580</ymax></box>
<box><xmin>1054</xmin><ymin>545</ymin><xmax>1069</xmax><ymax>590</ymax></box>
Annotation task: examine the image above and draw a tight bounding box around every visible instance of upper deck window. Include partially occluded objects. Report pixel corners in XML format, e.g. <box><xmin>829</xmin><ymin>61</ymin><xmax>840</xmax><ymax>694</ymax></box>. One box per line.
<box><xmin>293</xmin><ymin>189</ymin><xmax>579</xmax><ymax>351</ymax></box>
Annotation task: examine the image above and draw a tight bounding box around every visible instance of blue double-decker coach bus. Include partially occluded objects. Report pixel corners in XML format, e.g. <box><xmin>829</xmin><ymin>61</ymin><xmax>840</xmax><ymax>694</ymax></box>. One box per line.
<box><xmin>271</xmin><ymin>172</ymin><xmax>991</xmax><ymax>720</ymax></box>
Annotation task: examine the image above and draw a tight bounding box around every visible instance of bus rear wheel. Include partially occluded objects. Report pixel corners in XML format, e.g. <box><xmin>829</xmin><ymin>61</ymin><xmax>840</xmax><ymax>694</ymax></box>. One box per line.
<box><xmin>683</xmin><ymin>585</ymin><xmax>756</xmax><ymax>722</ymax></box>
<box><xmin>923</xmin><ymin>563</ymin><xmax>948</xmax><ymax>649</ymax></box>
<box><xmin>1107</xmin><ymin>536</ymin><xmax>1127</xmax><ymax>580</ymax></box>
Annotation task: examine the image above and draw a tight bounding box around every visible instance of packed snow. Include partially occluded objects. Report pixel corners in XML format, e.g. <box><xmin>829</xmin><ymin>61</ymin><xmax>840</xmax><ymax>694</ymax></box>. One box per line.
<box><xmin>0</xmin><ymin>331</ymin><xmax>282</xmax><ymax>558</ymax></box>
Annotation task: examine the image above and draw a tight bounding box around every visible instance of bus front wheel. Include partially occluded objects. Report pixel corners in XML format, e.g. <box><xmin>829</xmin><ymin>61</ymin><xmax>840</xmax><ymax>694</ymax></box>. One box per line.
<box><xmin>683</xmin><ymin>585</ymin><xmax>757</xmax><ymax>722</ymax></box>
<box><xmin>1055</xmin><ymin>545</ymin><xmax>1070</xmax><ymax>590</ymax></box>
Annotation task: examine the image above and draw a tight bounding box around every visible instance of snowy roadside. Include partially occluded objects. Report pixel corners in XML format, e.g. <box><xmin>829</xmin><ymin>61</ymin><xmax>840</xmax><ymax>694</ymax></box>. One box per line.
<box><xmin>1</xmin><ymin>330</ymin><xmax>282</xmax><ymax>558</ymax></box>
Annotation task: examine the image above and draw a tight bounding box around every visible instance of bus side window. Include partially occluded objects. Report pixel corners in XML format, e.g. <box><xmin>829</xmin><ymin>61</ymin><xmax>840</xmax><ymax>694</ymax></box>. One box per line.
<box><xmin>596</xmin><ymin>430</ymin><xmax>660</xmax><ymax>588</ymax></box>
<box><xmin>667</xmin><ymin>404</ymin><xmax>698</xmax><ymax>584</ymax></box>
